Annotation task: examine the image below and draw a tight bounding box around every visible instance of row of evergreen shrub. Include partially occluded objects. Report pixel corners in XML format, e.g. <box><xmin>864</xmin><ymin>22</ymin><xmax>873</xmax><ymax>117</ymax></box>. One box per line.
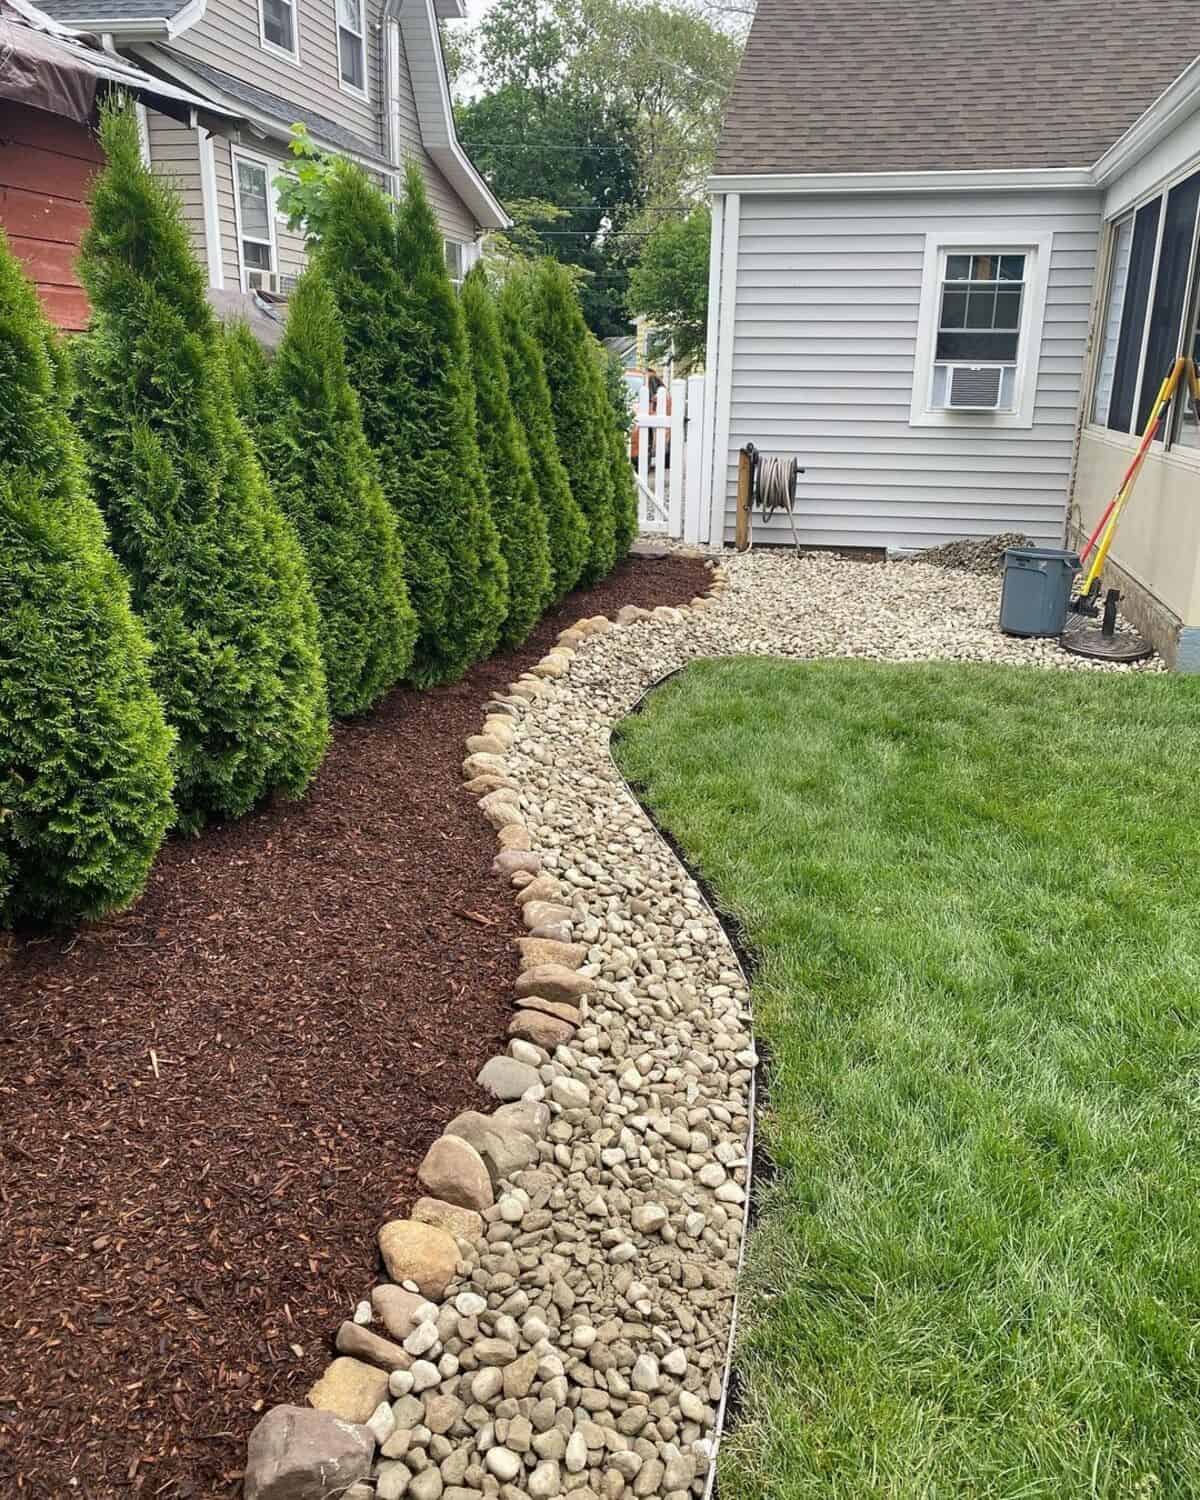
<box><xmin>0</xmin><ymin>101</ymin><xmax>638</xmax><ymax>929</ymax></box>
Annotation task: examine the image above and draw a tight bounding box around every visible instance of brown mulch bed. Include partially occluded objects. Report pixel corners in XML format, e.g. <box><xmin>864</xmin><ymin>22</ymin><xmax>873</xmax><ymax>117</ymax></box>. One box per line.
<box><xmin>0</xmin><ymin>552</ymin><xmax>711</xmax><ymax>1500</ymax></box>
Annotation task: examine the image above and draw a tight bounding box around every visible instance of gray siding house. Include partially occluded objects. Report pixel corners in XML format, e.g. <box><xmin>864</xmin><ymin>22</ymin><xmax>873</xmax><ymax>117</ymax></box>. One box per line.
<box><xmin>35</xmin><ymin>0</ymin><xmax>506</xmax><ymax>293</ymax></box>
<box><xmin>701</xmin><ymin>0</ymin><xmax>1200</xmax><ymax>664</ymax></box>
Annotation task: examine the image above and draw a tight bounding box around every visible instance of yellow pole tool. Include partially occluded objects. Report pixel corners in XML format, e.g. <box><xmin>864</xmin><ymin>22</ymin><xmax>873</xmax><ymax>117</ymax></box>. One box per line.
<box><xmin>1078</xmin><ymin>356</ymin><xmax>1190</xmax><ymax>601</ymax></box>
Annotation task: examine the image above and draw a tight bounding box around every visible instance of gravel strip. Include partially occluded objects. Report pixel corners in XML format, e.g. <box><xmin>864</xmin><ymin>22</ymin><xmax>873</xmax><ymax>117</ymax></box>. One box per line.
<box><xmin>247</xmin><ymin>551</ymin><xmax>1159</xmax><ymax>1500</ymax></box>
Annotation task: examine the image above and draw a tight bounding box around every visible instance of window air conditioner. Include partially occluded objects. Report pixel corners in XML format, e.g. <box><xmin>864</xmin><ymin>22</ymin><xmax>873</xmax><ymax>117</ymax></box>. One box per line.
<box><xmin>942</xmin><ymin>363</ymin><xmax>1005</xmax><ymax>412</ymax></box>
<box><xmin>246</xmin><ymin>270</ymin><xmax>297</xmax><ymax>298</ymax></box>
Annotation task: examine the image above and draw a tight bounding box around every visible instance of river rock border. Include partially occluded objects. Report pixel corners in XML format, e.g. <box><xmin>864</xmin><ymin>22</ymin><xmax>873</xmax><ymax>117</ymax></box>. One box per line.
<box><xmin>242</xmin><ymin>559</ymin><xmax>753</xmax><ymax>1500</ymax></box>
<box><xmin>242</xmin><ymin>548</ymin><xmax>1157</xmax><ymax>1499</ymax></box>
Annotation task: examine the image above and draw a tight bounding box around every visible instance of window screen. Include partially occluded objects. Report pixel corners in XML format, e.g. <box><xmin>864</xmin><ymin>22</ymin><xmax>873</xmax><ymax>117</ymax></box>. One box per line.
<box><xmin>935</xmin><ymin>252</ymin><xmax>1025</xmax><ymax>363</ymax></box>
<box><xmin>1092</xmin><ymin>218</ymin><xmax>1134</xmax><ymax>426</ymax></box>
<box><xmin>1107</xmin><ymin>198</ymin><xmax>1161</xmax><ymax>434</ymax></box>
<box><xmin>1137</xmin><ymin>168</ymin><xmax>1200</xmax><ymax>432</ymax></box>
<box><xmin>237</xmin><ymin>159</ymin><xmax>274</xmax><ymax>277</ymax></box>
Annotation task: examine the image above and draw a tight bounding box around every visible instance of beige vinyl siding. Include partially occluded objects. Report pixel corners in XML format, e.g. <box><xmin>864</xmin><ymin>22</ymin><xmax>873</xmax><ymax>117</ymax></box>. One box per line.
<box><xmin>146</xmin><ymin>112</ymin><xmax>207</xmax><ymax>265</ymax></box>
<box><xmin>170</xmin><ymin>0</ymin><xmax>385</xmax><ymax>158</ymax></box>
<box><xmin>212</xmin><ymin>136</ymin><xmax>241</xmax><ymax>287</ymax></box>
<box><xmin>394</xmin><ymin>20</ymin><xmax>474</xmax><ymax>243</ymax></box>
<box><xmin>722</xmin><ymin>189</ymin><xmax>1102</xmax><ymax>548</ymax></box>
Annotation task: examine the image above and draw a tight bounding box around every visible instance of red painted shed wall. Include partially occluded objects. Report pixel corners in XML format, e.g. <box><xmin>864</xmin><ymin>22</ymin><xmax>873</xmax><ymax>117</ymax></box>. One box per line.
<box><xmin>0</xmin><ymin>99</ymin><xmax>102</xmax><ymax>331</ymax></box>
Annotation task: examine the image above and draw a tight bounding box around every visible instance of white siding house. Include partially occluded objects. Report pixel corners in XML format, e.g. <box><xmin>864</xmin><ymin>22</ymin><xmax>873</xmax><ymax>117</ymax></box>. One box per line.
<box><xmin>702</xmin><ymin>0</ymin><xmax>1200</xmax><ymax>666</ymax></box>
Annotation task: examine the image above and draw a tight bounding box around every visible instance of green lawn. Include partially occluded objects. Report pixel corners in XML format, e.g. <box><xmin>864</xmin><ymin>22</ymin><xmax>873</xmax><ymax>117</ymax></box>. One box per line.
<box><xmin>613</xmin><ymin>658</ymin><xmax>1200</xmax><ymax>1500</ymax></box>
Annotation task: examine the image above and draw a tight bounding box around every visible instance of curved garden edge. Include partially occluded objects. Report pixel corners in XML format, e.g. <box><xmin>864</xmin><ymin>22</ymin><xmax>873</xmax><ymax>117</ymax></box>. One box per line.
<box><xmin>609</xmin><ymin>671</ymin><xmax>760</xmax><ymax>1500</ymax></box>
<box><xmin>243</xmin><ymin>556</ymin><xmax>756</xmax><ymax>1500</ymax></box>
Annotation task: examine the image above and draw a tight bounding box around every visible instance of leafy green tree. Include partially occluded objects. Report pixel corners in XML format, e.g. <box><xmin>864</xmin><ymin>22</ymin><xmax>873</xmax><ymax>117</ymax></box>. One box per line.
<box><xmin>456</xmin><ymin>0</ymin><xmax>739</xmax><ymax>334</ymax></box>
<box><xmin>257</xmin><ymin>269</ymin><xmax>416</xmax><ymax>714</ymax></box>
<box><xmin>458</xmin><ymin>83</ymin><xmax>641</xmax><ymax>337</ymax></box>
<box><xmin>76</xmin><ymin>100</ymin><xmax>328</xmax><ymax>831</ymax></box>
<box><xmin>461</xmin><ymin>266</ymin><xmax>551</xmax><ymax>646</ymax></box>
<box><xmin>496</xmin><ymin>274</ymin><xmax>588</xmax><ymax>599</ymax></box>
<box><xmin>313</xmin><ymin>158</ymin><xmax>508</xmax><ymax>684</ymax></box>
<box><xmin>627</xmin><ymin>204</ymin><xmax>710</xmax><ymax>371</ymax></box>
<box><xmin>0</xmin><ymin>228</ymin><xmax>174</xmax><ymax>926</ymax></box>
<box><xmin>528</xmin><ymin>258</ymin><xmax>616</xmax><ymax>583</ymax></box>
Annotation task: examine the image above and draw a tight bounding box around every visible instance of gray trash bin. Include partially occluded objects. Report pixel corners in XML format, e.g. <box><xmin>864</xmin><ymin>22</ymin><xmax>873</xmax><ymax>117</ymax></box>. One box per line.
<box><xmin>999</xmin><ymin>547</ymin><xmax>1080</xmax><ymax>637</ymax></box>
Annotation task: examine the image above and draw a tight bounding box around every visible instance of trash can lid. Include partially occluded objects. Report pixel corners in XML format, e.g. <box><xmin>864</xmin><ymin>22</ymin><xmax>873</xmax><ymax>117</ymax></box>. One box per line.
<box><xmin>1003</xmin><ymin>546</ymin><xmax>1081</xmax><ymax>566</ymax></box>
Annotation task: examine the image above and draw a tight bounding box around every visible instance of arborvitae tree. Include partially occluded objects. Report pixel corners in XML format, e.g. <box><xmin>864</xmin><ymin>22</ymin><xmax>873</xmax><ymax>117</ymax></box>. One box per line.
<box><xmin>256</xmin><ymin>268</ymin><xmax>416</xmax><ymax>715</ymax></box>
<box><xmin>496</xmin><ymin>274</ymin><xmax>588</xmax><ymax>601</ymax></box>
<box><xmin>527</xmin><ymin>259</ymin><xmax>616</xmax><ymax>584</ymax></box>
<box><xmin>76</xmin><ymin>101</ymin><xmax>328</xmax><ymax>831</ymax></box>
<box><xmin>460</xmin><ymin>266</ymin><xmax>551</xmax><ymax>647</ymax></box>
<box><xmin>0</xmin><ymin>229</ymin><xmax>174</xmax><ymax>926</ymax></box>
<box><xmin>221</xmin><ymin>318</ymin><xmax>274</xmax><ymax>440</ymax></box>
<box><xmin>317</xmin><ymin>160</ymin><xmax>507</xmax><ymax>685</ymax></box>
<box><xmin>594</xmin><ymin>342</ymin><xmax>639</xmax><ymax>559</ymax></box>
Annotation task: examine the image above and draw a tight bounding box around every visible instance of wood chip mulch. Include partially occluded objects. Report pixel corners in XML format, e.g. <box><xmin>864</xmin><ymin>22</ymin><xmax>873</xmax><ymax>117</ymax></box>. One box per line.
<box><xmin>0</xmin><ymin>553</ymin><xmax>711</xmax><ymax>1499</ymax></box>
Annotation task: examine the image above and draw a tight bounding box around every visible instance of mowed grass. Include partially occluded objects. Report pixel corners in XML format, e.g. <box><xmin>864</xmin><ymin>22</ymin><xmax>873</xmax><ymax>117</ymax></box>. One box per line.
<box><xmin>613</xmin><ymin>658</ymin><xmax>1200</xmax><ymax>1500</ymax></box>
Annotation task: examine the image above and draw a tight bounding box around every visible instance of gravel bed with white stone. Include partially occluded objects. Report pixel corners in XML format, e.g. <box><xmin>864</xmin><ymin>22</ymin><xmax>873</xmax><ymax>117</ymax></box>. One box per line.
<box><xmin>242</xmin><ymin>551</ymin><xmax>1159</xmax><ymax>1500</ymax></box>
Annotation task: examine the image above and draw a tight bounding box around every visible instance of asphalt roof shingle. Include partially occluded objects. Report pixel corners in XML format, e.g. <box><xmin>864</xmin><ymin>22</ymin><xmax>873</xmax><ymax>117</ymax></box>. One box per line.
<box><xmin>715</xmin><ymin>0</ymin><xmax>1200</xmax><ymax>177</ymax></box>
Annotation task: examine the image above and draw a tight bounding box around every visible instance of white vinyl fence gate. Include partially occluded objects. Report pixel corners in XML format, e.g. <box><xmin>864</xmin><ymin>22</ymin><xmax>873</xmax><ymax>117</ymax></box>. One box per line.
<box><xmin>631</xmin><ymin>375</ymin><xmax>705</xmax><ymax>542</ymax></box>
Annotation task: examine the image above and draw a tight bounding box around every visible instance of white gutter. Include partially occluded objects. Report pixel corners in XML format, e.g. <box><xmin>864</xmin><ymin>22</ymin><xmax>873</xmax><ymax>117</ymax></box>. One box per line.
<box><xmin>706</xmin><ymin>166</ymin><xmax>1098</xmax><ymax>196</ymax></box>
<box><xmin>1092</xmin><ymin>55</ymin><xmax>1200</xmax><ymax>186</ymax></box>
<box><xmin>388</xmin><ymin>0</ymin><xmax>509</xmax><ymax>230</ymax></box>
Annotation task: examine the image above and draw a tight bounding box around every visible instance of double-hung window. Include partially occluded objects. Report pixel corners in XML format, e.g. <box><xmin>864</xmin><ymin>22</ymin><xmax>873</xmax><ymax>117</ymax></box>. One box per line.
<box><xmin>338</xmin><ymin>0</ymin><xmax>367</xmax><ymax>95</ymax></box>
<box><xmin>932</xmin><ymin>252</ymin><xmax>1026</xmax><ymax>411</ymax></box>
<box><xmin>234</xmin><ymin>153</ymin><xmax>276</xmax><ymax>289</ymax></box>
<box><xmin>911</xmin><ymin>235</ymin><xmax>1050</xmax><ymax>428</ymax></box>
<box><xmin>1090</xmin><ymin>167</ymin><xmax>1200</xmax><ymax>447</ymax></box>
<box><xmin>260</xmin><ymin>0</ymin><xmax>298</xmax><ymax>59</ymax></box>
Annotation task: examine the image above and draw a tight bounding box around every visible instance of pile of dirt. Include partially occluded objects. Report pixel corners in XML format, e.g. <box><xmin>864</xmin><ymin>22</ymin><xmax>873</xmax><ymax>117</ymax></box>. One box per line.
<box><xmin>0</xmin><ymin>550</ymin><xmax>711</xmax><ymax>1500</ymax></box>
<box><xmin>912</xmin><ymin>533</ymin><xmax>1033</xmax><ymax>574</ymax></box>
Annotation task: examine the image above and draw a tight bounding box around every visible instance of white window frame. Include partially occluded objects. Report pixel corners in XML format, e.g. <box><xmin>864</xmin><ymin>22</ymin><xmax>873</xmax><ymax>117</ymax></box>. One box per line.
<box><xmin>910</xmin><ymin>231</ymin><xmax>1052</xmax><ymax>430</ymax></box>
<box><xmin>444</xmin><ymin>238</ymin><xmax>467</xmax><ymax>289</ymax></box>
<box><xmin>258</xmin><ymin>0</ymin><xmax>300</xmax><ymax>64</ymax></box>
<box><xmin>231</xmin><ymin>147</ymin><xmax>279</xmax><ymax>292</ymax></box>
<box><xmin>337</xmin><ymin>0</ymin><xmax>369</xmax><ymax>99</ymax></box>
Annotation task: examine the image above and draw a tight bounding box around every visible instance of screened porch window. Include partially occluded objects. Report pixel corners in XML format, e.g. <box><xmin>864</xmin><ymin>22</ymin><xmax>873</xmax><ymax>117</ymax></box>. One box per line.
<box><xmin>1090</xmin><ymin>168</ymin><xmax>1200</xmax><ymax>444</ymax></box>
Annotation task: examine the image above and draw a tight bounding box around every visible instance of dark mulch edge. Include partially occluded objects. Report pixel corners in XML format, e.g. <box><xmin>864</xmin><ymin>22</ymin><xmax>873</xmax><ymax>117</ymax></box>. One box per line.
<box><xmin>0</xmin><ymin>552</ymin><xmax>711</xmax><ymax>1500</ymax></box>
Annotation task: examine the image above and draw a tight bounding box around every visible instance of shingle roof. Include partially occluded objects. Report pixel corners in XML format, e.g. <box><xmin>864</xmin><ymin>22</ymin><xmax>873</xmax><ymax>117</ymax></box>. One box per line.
<box><xmin>715</xmin><ymin>0</ymin><xmax>1200</xmax><ymax>177</ymax></box>
<box><xmin>35</xmin><ymin>0</ymin><xmax>183</xmax><ymax>20</ymax></box>
<box><xmin>155</xmin><ymin>51</ymin><xmax>389</xmax><ymax>165</ymax></box>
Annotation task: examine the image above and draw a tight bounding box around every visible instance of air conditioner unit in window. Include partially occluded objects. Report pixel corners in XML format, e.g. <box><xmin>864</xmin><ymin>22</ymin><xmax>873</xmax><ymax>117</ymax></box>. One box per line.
<box><xmin>246</xmin><ymin>270</ymin><xmax>298</xmax><ymax>299</ymax></box>
<box><xmin>942</xmin><ymin>363</ymin><xmax>1006</xmax><ymax>412</ymax></box>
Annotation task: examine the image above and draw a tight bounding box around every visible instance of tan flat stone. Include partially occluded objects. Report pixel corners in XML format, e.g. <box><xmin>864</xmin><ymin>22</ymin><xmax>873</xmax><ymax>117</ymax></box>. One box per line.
<box><xmin>516</xmin><ymin>937</ymin><xmax>588</xmax><ymax>970</ymax></box>
<box><xmin>515</xmin><ymin>963</ymin><xmax>591</xmax><ymax>1003</ymax></box>
<box><xmin>371</xmin><ymin>1283</ymin><xmax>426</xmax><ymax>1341</ymax></box>
<box><xmin>411</xmin><ymin>1196</ymin><xmax>484</xmax><ymax>1243</ymax></box>
<box><xmin>514</xmin><ymin>874</ymin><xmax>562</xmax><ymax>907</ymax></box>
<box><xmin>463</xmin><ymin>772</ymin><xmax>520</xmax><ymax>795</ymax></box>
<box><xmin>335</xmin><ymin>1320</ymin><xmax>413</xmax><ymax>1372</ymax></box>
<box><xmin>497</xmin><ymin>825</ymin><xmax>532</xmax><ymax>852</ymax></box>
<box><xmin>510</xmin><ymin>994</ymin><xmax>580</xmax><ymax>1025</ymax></box>
<box><xmin>417</xmin><ymin>1135</ymin><xmax>494</xmax><ymax>1213</ymax></box>
<box><xmin>509</xmin><ymin>1010</ymin><xmax>575</xmax><ymax>1048</ymax></box>
<box><xmin>307</xmin><ymin>1357</ymin><xmax>390</xmax><ymax>1424</ymax></box>
<box><xmin>522</xmin><ymin>900</ymin><xmax>573</xmax><ymax>930</ymax></box>
<box><xmin>377</xmin><ymin>1220</ymin><xmax>458</xmax><ymax>1299</ymax></box>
